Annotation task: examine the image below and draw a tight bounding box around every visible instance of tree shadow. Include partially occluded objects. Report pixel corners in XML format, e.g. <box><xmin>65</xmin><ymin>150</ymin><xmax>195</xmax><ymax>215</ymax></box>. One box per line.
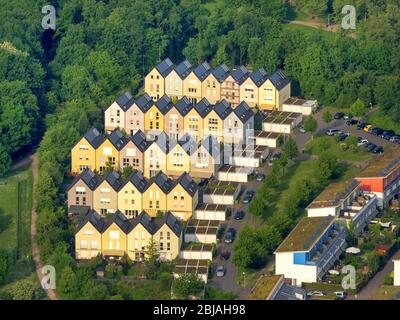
<box><xmin>0</xmin><ymin>208</ymin><xmax>11</xmax><ymax>233</ymax></box>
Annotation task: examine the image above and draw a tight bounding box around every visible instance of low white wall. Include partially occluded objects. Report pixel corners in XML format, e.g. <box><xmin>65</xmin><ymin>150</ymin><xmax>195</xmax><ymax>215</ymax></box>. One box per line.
<box><xmin>184</xmin><ymin>233</ymin><xmax>217</xmax><ymax>244</ymax></box>
<box><xmin>193</xmin><ymin>210</ymin><xmax>226</xmax><ymax>221</ymax></box>
<box><xmin>179</xmin><ymin>250</ymin><xmax>213</xmax><ymax>260</ymax></box>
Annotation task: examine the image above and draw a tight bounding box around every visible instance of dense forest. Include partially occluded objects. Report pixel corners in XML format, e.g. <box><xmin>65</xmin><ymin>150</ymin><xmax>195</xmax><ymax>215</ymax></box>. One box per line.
<box><xmin>0</xmin><ymin>0</ymin><xmax>399</xmax><ymax>298</ymax></box>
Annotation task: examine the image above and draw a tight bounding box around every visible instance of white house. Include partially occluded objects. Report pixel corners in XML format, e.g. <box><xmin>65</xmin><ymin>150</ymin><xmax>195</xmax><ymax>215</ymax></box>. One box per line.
<box><xmin>282</xmin><ymin>98</ymin><xmax>318</xmax><ymax>116</ymax></box>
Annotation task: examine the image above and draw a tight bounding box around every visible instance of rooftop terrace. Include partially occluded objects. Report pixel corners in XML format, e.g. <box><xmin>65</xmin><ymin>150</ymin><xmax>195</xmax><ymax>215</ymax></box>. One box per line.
<box><xmin>247</xmin><ymin>275</ymin><xmax>282</xmax><ymax>300</ymax></box>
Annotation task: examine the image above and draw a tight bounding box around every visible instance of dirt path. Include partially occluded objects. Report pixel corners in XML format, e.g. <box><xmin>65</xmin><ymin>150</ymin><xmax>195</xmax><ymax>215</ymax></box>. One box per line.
<box><xmin>27</xmin><ymin>153</ymin><xmax>59</xmax><ymax>300</ymax></box>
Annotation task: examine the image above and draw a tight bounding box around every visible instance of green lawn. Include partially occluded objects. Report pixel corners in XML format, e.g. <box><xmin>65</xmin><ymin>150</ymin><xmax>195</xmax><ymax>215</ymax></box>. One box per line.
<box><xmin>282</xmin><ymin>23</ymin><xmax>335</xmax><ymax>40</ymax></box>
<box><xmin>0</xmin><ymin>168</ymin><xmax>34</xmax><ymax>284</ymax></box>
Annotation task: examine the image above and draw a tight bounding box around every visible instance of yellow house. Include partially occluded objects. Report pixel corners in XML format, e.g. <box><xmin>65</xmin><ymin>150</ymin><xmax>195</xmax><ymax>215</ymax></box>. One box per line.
<box><xmin>203</xmin><ymin>100</ymin><xmax>230</xmax><ymax>143</ymax></box>
<box><xmin>127</xmin><ymin>211</ymin><xmax>182</xmax><ymax>261</ymax></box>
<box><xmin>143</xmin><ymin>132</ymin><xmax>169</xmax><ymax>178</ymax></box>
<box><xmin>71</xmin><ymin>128</ymin><xmax>104</xmax><ymax>174</ymax></box>
<box><xmin>202</xmin><ymin>63</ymin><xmax>229</xmax><ymax>104</ymax></box>
<box><xmin>95</xmin><ymin>136</ymin><xmax>119</xmax><ymax>174</ymax></box>
<box><xmin>165</xmin><ymin>59</ymin><xmax>192</xmax><ymax>100</ymax></box>
<box><xmin>144</xmin><ymin>58</ymin><xmax>174</xmax><ymax>101</ymax></box>
<box><xmin>167</xmin><ymin>172</ymin><xmax>199</xmax><ymax>221</ymax></box>
<box><xmin>142</xmin><ymin>171</ymin><xmax>172</xmax><ymax>216</ymax></box>
<box><xmin>117</xmin><ymin>170</ymin><xmax>149</xmax><ymax>219</ymax></box>
<box><xmin>93</xmin><ymin>170</ymin><xmax>123</xmax><ymax>216</ymax></box>
<box><xmin>183</xmin><ymin>62</ymin><xmax>211</xmax><ymax>104</ymax></box>
<box><xmin>101</xmin><ymin>211</ymin><xmax>130</xmax><ymax>258</ymax></box>
<box><xmin>144</xmin><ymin>103</ymin><xmax>164</xmax><ymax>134</ymax></box>
<box><xmin>75</xmin><ymin>210</ymin><xmax>103</xmax><ymax>260</ymax></box>
<box><xmin>183</xmin><ymin>103</ymin><xmax>204</xmax><ymax>142</ymax></box>
<box><xmin>166</xmin><ymin>140</ymin><xmax>192</xmax><ymax>177</ymax></box>
<box><xmin>259</xmin><ymin>70</ymin><xmax>291</xmax><ymax>110</ymax></box>
<box><xmin>240</xmin><ymin>68</ymin><xmax>268</xmax><ymax>108</ymax></box>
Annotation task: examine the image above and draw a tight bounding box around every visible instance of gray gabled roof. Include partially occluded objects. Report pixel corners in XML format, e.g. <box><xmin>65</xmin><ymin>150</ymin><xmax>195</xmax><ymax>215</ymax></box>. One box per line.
<box><xmin>76</xmin><ymin>210</ymin><xmax>104</xmax><ymax>233</ymax></box>
<box><xmin>250</xmin><ymin>68</ymin><xmax>268</xmax><ymax>87</ymax></box>
<box><xmin>234</xmin><ymin>101</ymin><xmax>253</xmax><ymax>123</ymax></box>
<box><xmin>103</xmin><ymin>210</ymin><xmax>131</xmax><ymax>234</ymax></box>
<box><xmin>174</xmin><ymin>172</ymin><xmax>198</xmax><ymax>197</ymax></box>
<box><xmin>231</xmin><ymin>65</ymin><xmax>250</xmax><ymax>84</ymax></box>
<box><xmin>269</xmin><ymin>69</ymin><xmax>290</xmax><ymax>90</ymax></box>
<box><xmin>68</xmin><ymin>168</ymin><xmax>99</xmax><ymax>191</ymax></box>
<box><xmin>153</xmin><ymin>132</ymin><xmax>169</xmax><ymax>154</ymax></box>
<box><xmin>124</xmin><ymin>170</ymin><xmax>149</xmax><ymax>193</ymax></box>
<box><xmin>175</xmin><ymin>96</ymin><xmax>193</xmax><ymax>116</ymax></box>
<box><xmin>135</xmin><ymin>93</ymin><xmax>154</xmax><ymax>113</ymax></box>
<box><xmin>150</xmin><ymin>171</ymin><xmax>174</xmax><ymax>194</ymax></box>
<box><xmin>83</xmin><ymin>128</ymin><xmax>105</xmax><ymax>149</ymax></box>
<box><xmin>155</xmin><ymin>95</ymin><xmax>173</xmax><ymax>115</ymax></box>
<box><xmin>155</xmin><ymin>58</ymin><xmax>174</xmax><ymax>77</ymax></box>
<box><xmin>108</xmin><ymin>129</ymin><xmax>129</xmax><ymax>151</ymax></box>
<box><xmin>129</xmin><ymin>211</ymin><xmax>156</xmax><ymax>234</ymax></box>
<box><xmin>195</xmin><ymin>98</ymin><xmax>212</xmax><ymax>118</ymax></box>
<box><xmin>101</xmin><ymin>170</ymin><xmax>123</xmax><ymax>192</ymax></box>
<box><xmin>214</xmin><ymin>99</ymin><xmax>233</xmax><ymax>120</ymax></box>
<box><xmin>177</xmin><ymin>134</ymin><xmax>198</xmax><ymax>156</ymax></box>
<box><xmin>116</xmin><ymin>91</ymin><xmax>133</xmax><ymax>111</ymax></box>
<box><xmin>155</xmin><ymin>212</ymin><xmax>183</xmax><ymax>237</ymax></box>
<box><xmin>131</xmin><ymin>130</ymin><xmax>150</xmax><ymax>152</ymax></box>
<box><xmin>193</xmin><ymin>61</ymin><xmax>212</xmax><ymax>81</ymax></box>
<box><xmin>175</xmin><ymin>59</ymin><xmax>193</xmax><ymax>79</ymax></box>
<box><xmin>212</xmin><ymin>63</ymin><xmax>230</xmax><ymax>82</ymax></box>
<box><xmin>201</xmin><ymin>135</ymin><xmax>221</xmax><ymax>157</ymax></box>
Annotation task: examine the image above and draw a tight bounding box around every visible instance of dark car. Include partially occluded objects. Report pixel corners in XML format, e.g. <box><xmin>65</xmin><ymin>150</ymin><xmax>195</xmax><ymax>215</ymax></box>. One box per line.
<box><xmin>334</xmin><ymin>112</ymin><xmax>345</xmax><ymax>119</ymax></box>
<box><xmin>346</xmin><ymin>119</ymin><xmax>358</xmax><ymax>126</ymax></box>
<box><xmin>371</xmin><ymin>128</ymin><xmax>384</xmax><ymax>136</ymax></box>
<box><xmin>243</xmin><ymin>190</ymin><xmax>255</xmax><ymax>204</ymax></box>
<box><xmin>356</xmin><ymin>122</ymin><xmax>366</xmax><ymax>130</ymax></box>
<box><xmin>390</xmin><ymin>135</ymin><xmax>400</xmax><ymax>143</ymax></box>
<box><xmin>343</xmin><ymin>113</ymin><xmax>353</xmax><ymax>120</ymax></box>
<box><xmin>272</xmin><ymin>152</ymin><xmax>281</xmax><ymax>160</ymax></box>
<box><xmin>234</xmin><ymin>211</ymin><xmax>245</xmax><ymax>220</ymax></box>
<box><xmin>338</xmin><ymin>133</ymin><xmax>349</xmax><ymax>141</ymax></box>
<box><xmin>372</xmin><ymin>146</ymin><xmax>384</xmax><ymax>154</ymax></box>
<box><xmin>367</xmin><ymin>143</ymin><xmax>378</xmax><ymax>152</ymax></box>
<box><xmin>220</xmin><ymin>250</ymin><xmax>230</xmax><ymax>260</ymax></box>
<box><xmin>255</xmin><ymin>173</ymin><xmax>265</xmax><ymax>182</ymax></box>
<box><xmin>224</xmin><ymin>228</ymin><xmax>236</xmax><ymax>244</ymax></box>
<box><xmin>381</xmin><ymin>130</ymin><xmax>395</xmax><ymax>140</ymax></box>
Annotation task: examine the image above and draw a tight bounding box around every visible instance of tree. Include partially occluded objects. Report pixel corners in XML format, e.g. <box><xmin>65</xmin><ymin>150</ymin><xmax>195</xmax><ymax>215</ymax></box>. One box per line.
<box><xmin>345</xmin><ymin>135</ymin><xmax>359</xmax><ymax>151</ymax></box>
<box><xmin>10</xmin><ymin>279</ymin><xmax>35</xmax><ymax>300</ymax></box>
<box><xmin>58</xmin><ymin>266</ymin><xmax>78</xmax><ymax>297</ymax></box>
<box><xmin>350</xmin><ymin>99</ymin><xmax>367</xmax><ymax>117</ymax></box>
<box><xmin>316</xmin><ymin>152</ymin><xmax>339</xmax><ymax>183</ymax></box>
<box><xmin>173</xmin><ymin>273</ymin><xmax>204</xmax><ymax>300</ymax></box>
<box><xmin>303</xmin><ymin>115</ymin><xmax>318</xmax><ymax>133</ymax></box>
<box><xmin>121</xmin><ymin>166</ymin><xmax>134</xmax><ymax>179</ymax></box>
<box><xmin>0</xmin><ymin>143</ymin><xmax>11</xmax><ymax>177</ymax></box>
<box><xmin>0</xmin><ymin>249</ymin><xmax>9</xmax><ymax>285</ymax></box>
<box><xmin>146</xmin><ymin>237</ymin><xmax>160</xmax><ymax>264</ymax></box>
<box><xmin>322</xmin><ymin>110</ymin><xmax>333</xmax><ymax>123</ymax></box>
<box><xmin>282</xmin><ymin>137</ymin><xmax>299</xmax><ymax>160</ymax></box>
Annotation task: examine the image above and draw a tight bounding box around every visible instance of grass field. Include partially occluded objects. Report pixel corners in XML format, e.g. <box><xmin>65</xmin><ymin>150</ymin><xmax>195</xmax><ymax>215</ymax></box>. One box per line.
<box><xmin>282</xmin><ymin>23</ymin><xmax>335</xmax><ymax>40</ymax></box>
<box><xmin>0</xmin><ymin>168</ymin><xmax>34</xmax><ymax>284</ymax></box>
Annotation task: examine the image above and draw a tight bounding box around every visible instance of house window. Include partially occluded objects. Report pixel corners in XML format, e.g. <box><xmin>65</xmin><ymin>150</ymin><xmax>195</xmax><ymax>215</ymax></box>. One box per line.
<box><xmin>167</xmin><ymin>242</ymin><xmax>170</xmax><ymax>251</ymax></box>
<box><xmin>160</xmin><ymin>242</ymin><xmax>164</xmax><ymax>251</ymax></box>
<box><xmin>123</xmin><ymin>158</ymin><xmax>129</xmax><ymax>166</ymax></box>
<box><xmin>167</xmin><ymin>232</ymin><xmax>170</xmax><ymax>240</ymax></box>
<box><xmin>160</xmin><ymin>232</ymin><xmax>163</xmax><ymax>240</ymax></box>
<box><xmin>75</xmin><ymin>197</ymin><xmax>79</xmax><ymax>205</ymax></box>
<box><xmin>82</xmin><ymin>197</ymin><xmax>86</xmax><ymax>205</ymax></box>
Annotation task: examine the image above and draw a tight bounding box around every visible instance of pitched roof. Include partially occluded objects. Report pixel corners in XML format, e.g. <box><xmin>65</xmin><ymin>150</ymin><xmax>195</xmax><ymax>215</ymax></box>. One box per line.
<box><xmin>234</xmin><ymin>101</ymin><xmax>253</xmax><ymax>123</ymax></box>
<box><xmin>135</xmin><ymin>93</ymin><xmax>153</xmax><ymax>113</ymax></box>
<box><xmin>176</xmin><ymin>134</ymin><xmax>198</xmax><ymax>156</ymax></box>
<box><xmin>155</xmin><ymin>95</ymin><xmax>174</xmax><ymax>115</ymax></box>
<box><xmin>193</xmin><ymin>61</ymin><xmax>212</xmax><ymax>81</ymax></box>
<box><xmin>269</xmin><ymin>69</ymin><xmax>290</xmax><ymax>90</ymax></box>
<box><xmin>76</xmin><ymin>210</ymin><xmax>104</xmax><ymax>233</ymax></box>
<box><xmin>124</xmin><ymin>170</ymin><xmax>149</xmax><ymax>193</ymax></box>
<box><xmin>195</xmin><ymin>98</ymin><xmax>212</xmax><ymax>118</ymax></box>
<box><xmin>214</xmin><ymin>99</ymin><xmax>233</xmax><ymax>120</ymax></box>
<box><xmin>68</xmin><ymin>168</ymin><xmax>99</xmax><ymax>191</ymax></box>
<box><xmin>129</xmin><ymin>211</ymin><xmax>157</xmax><ymax>234</ymax></box>
<box><xmin>103</xmin><ymin>210</ymin><xmax>131</xmax><ymax>234</ymax></box>
<box><xmin>201</xmin><ymin>135</ymin><xmax>221</xmax><ymax>157</ymax></box>
<box><xmin>212</xmin><ymin>63</ymin><xmax>230</xmax><ymax>82</ymax></box>
<box><xmin>175</xmin><ymin>96</ymin><xmax>193</xmax><ymax>116</ymax></box>
<box><xmin>153</xmin><ymin>132</ymin><xmax>169</xmax><ymax>154</ymax></box>
<box><xmin>250</xmin><ymin>68</ymin><xmax>268</xmax><ymax>87</ymax></box>
<box><xmin>231</xmin><ymin>65</ymin><xmax>250</xmax><ymax>84</ymax></box>
<box><xmin>150</xmin><ymin>171</ymin><xmax>174</xmax><ymax>194</ymax></box>
<box><xmin>101</xmin><ymin>170</ymin><xmax>123</xmax><ymax>191</ymax></box>
<box><xmin>175</xmin><ymin>59</ymin><xmax>193</xmax><ymax>79</ymax></box>
<box><xmin>174</xmin><ymin>172</ymin><xmax>198</xmax><ymax>197</ymax></box>
<box><xmin>155</xmin><ymin>212</ymin><xmax>183</xmax><ymax>237</ymax></box>
<box><xmin>131</xmin><ymin>130</ymin><xmax>150</xmax><ymax>152</ymax></box>
<box><xmin>155</xmin><ymin>58</ymin><xmax>174</xmax><ymax>77</ymax></box>
<box><xmin>108</xmin><ymin>129</ymin><xmax>129</xmax><ymax>151</ymax></box>
<box><xmin>83</xmin><ymin>128</ymin><xmax>105</xmax><ymax>149</ymax></box>
<box><xmin>115</xmin><ymin>91</ymin><xmax>133</xmax><ymax>111</ymax></box>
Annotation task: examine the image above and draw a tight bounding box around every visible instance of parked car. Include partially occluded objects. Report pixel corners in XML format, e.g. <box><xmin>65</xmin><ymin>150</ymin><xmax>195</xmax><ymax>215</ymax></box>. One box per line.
<box><xmin>334</xmin><ymin>112</ymin><xmax>345</xmax><ymax>119</ymax></box>
<box><xmin>357</xmin><ymin>139</ymin><xmax>369</xmax><ymax>146</ymax></box>
<box><xmin>381</xmin><ymin>130</ymin><xmax>395</xmax><ymax>140</ymax></box>
<box><xmin>234</xmin><ymin>211</ymin><xmax>245</xmax><ymax>220</ymax></box>
<box><xmin>307</xmin><ymin>291</ymin><xmax>325</xmax><ymax>297</ymax></box>
<box><xmin>390</xmin><ymin>135</ymin><xmax>400</xmax><ymax>143</ymax></box>
<box><xmin>371</xmin><ymin>128</ymin><xmax>384</xmax><ymax>136</ymax></box>
<box><xmin>363</xmin><ymin>124</ymin><xmax>373</xmax><ymax>132</ymax></box>
<box><xmin>326</xmin><ymin>128</ymin><xmax>342</xmax><ymax>136</ymax></box>
<box><xmin>338</xmin><ymin>133</ymin><xmax>349</xmax><ymax>142</ymax></box>
<box><xmin>255</xmin><ymin>173</ymin><xmax>265</xmax><ymax>182</ymax></box>
<box><xmin>367</xmin><ymin>143</ymin><xmax>377</xmax><ymax>152</ymax></box>
<box><xmin>343</xmin><ymin>113</ymin><xmax>353</xmax><ymax>120</ymax></box>
<box><xmin>299</xmin><ymin>126</ymin><xmax>306</xmax><ymax>133</ymax></box>
<box><xmin>216</xmin><ymin>266</ymin><xmax>226</xmax><ymax>277</ymax></box>
<box><xmin>243</xmin><ymin>190</ymin><xmax>255</xmax><ymax>204</ymax></box>
<box><xmin>334</xmin><ymin>291</ymin><xmax>347</xmax><ymax>299</ymax></box>
<box><xmin>224</xmin><ymin>228</ymin><xmax>236</xmax><ymax>244</ymax></box>
<box><xmin>272</xmin><ymin>152</ymin><xmax>281</xmax><ymax>160</ymax></box>
<box><xmin>220</xmin><ymin>251</ymin><xmax>230</xmax><ymax>260</ymax></box>
<box><xmin>346</xmin><ymin>119</ymin><xmax>358</xmax><ymax>126</ymax></box>
<box><xmin>356</xmin><ymin>122</ymin><xmax>366</xmax><ymax>130</ymax></box>
<box><xmin>372</xmin><ymin>146</ymin><xmax>384</xmax><ymax>154</ymax></box>
<box><xmin>268</xmin><ymin>159</ymin><xmax>273</xmax><ymax>167</ymax></box>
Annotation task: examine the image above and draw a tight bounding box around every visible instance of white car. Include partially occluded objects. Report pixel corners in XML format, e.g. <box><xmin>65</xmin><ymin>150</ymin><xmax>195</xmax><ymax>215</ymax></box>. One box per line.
<box><xmin>216</xmin><ymin>266</ymin><xmax>225</xmax><ymax>277</ymax></box>
<box><xmin>307</xmin><ymin>291</ymin><xmax>325</xmax><ymax>297</ymax></box>
<box><xmin>334</xmin><ymin>291</ymin><xmax>347</xmax><ymax>299</ymax></box>
<box><xmin>357</xmin><ymin>139</ymin><xmax>369</xmax><ymax>146</ymax></box>
<box><xmin>299</xmin><ymin>126</ymin><xmax>306</xmax><ymax>133</ymax></box>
